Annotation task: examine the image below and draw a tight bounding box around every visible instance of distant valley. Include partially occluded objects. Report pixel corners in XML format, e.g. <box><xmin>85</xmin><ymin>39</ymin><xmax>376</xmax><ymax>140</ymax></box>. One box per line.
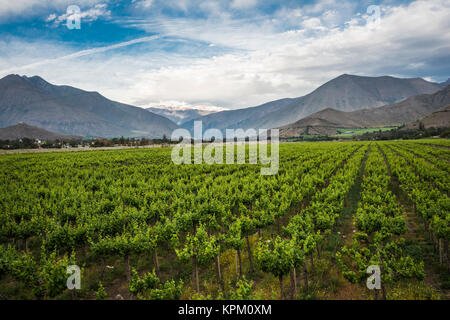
<box><xmin>146</xmin><ymin>105</ymin><xmax>227</xmax><ymax>125</ymax></box>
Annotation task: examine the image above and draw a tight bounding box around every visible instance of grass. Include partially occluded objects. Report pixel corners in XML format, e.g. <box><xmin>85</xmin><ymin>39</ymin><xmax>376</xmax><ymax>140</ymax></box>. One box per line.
<box><xmin>334</xmin><ymin>127</ymin><xmax>398</xmax><ymax>137</ymax></box>
<box><xmin>282</xmin><ymin>127</ymin><xmax>399</xmax><ymax>141</ymax></box>
<box><xmin>0</xmin><ymin>141</ymin><xmax>447</xmax><ymax>300</ymax></box>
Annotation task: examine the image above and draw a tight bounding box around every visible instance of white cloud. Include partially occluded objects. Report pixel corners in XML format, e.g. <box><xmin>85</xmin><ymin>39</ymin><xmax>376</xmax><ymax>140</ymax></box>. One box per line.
<box><xmin>0</xmin><ymin>0</ymin><xmax>106</xmax><ymax>21</ymax></box>
<box><xmin>302</xmin><ymin>17</ymin><xmax>326</xmax><ymax>30</ymax></box>
<box><xmin>303</xmin><ymin>0</ymin><xmax>340</xmax><ymax>15</ymax></box>
<box><xmin>0</xmin><ymin>36</ymin><xmax>161</xmax><ymax>75</ymax></box>
<box><xmin>146</xmin><ymin>102</ymin><xmax>227</xmax><ymax>112</ymax></box>
<box><xmin>230</xmin><ymin>0</ymin><xmax>258</xmax><ymax>10</ymax></box>
<box><xmin>133</xmin><ymin>0</ymin><xmax>154</xmax><ymax>9</ymax></box>
<box><xmin>0</xmin><ymin>0</ymin><xmax>449</xmax><ymax>109</ymax></box>
<box><xmin>46</xmin><ymin>13</ymin><xmax>57</xmax><ymax>22</ymax></box>
<box><xmin>49</xmin><ymin>3</ymin><xmax>111</xmax><ymax>26</ymax></box>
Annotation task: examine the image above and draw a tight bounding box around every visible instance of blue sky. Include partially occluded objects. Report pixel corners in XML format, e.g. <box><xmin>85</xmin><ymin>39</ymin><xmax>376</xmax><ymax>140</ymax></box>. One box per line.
<box><xmin>0</xmin><ymin>0</ymin><xmax>449</xmax><ymax>109</ymax></box>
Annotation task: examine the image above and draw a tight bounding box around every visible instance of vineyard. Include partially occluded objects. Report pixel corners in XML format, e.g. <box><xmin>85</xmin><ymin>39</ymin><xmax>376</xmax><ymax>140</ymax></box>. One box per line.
<box><xmin>0</xmin><ymin>140</ymin><xmax>448</xmax><ymax>300</ymax></box>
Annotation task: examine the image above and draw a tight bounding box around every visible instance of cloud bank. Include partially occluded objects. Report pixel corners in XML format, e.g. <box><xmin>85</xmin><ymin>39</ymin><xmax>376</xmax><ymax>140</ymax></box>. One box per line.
<box><xmin>0</xmin><ymin>0</ymin><xmax>449</xmax><ymax>109</ymax></box>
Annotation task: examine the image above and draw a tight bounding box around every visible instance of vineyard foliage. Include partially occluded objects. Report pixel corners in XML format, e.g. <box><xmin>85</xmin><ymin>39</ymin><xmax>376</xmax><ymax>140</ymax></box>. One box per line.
<box><xmin>0</xmin><ymin>140</ymin><xmax>448</xmax><ymax>299</ymax></box>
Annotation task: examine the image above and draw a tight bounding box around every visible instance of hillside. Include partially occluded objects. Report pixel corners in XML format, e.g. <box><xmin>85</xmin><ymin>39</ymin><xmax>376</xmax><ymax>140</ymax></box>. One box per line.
<box><xmin>182</xmin><ymin>98</ymin><xmax>295</xmax><ymax>133</ymax></box>
<box><xmin>182</xmin><ymin>74</ymin><xmax>443</xmax><ymax>133</ymax></box>
<box><xmin>348</xmin><ymin>85</ymin><xmax>450</xmax><ymax>126</ymax></box>
<box><xmin>0</xmin><ymin>122</ymin><xmax>82</xmax><ymax>141</ymax></box>
<box><xmin>403</xmin><ymin>105</ymin><xmax>450</xmax><ymax>130</ymax></box>
<box><xmin>0</xmin><ymin>75</ymin><xmax>178</xmax><ymax>138</ymax></box>
<box><xmin>277</xmin><ymin>108</ymin><xmax>363</xmax><ymax>137</ymax></box>
<box><xmin>279</xmin><ymin>85</ymin><xmax>450</xmax><ymax>137</ymax></box>
<box><xmin>441</xmin><ymin>78</ymin><xmax>450</xmax><ymax>87</ymax></box>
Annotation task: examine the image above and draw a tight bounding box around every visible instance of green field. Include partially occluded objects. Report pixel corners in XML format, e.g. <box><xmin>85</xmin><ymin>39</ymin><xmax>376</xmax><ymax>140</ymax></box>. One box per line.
<box><xmin>334</xmin><ymin>127</ymin><xmax>398</xmax><ymax>137</ymax></box>
<box><xmin>0</xmin><ymin>140</ymin><xmax>448</xmax><ymax>300</ymax></box>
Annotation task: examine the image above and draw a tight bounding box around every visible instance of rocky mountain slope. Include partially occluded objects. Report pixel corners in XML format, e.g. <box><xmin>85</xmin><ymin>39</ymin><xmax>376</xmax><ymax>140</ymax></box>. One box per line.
<box><xmin>0</xmin><ymin>75</ymin><xmax>178</xmax><ymax>138</ymax></box>
<box><xmin>278</xmin><ymin>85</ymin><xmax>450</xmax><ymax>137</ymax></box>
<box><xmin>182</xmin><ymin>74</ymin><xmax>443</xmax><ymax>133</ymax></box>
<box><xmin>0</xmin><ymin>122</ymin><xmax>82</xmax><ymax>140</ymax></box>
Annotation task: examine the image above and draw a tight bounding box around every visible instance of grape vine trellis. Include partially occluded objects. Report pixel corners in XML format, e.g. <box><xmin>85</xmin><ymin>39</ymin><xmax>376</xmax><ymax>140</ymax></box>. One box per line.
<box><xmin>0</xmin><ymin>140</ymin><xmax>447</xmax><ymax>299</ymax></box>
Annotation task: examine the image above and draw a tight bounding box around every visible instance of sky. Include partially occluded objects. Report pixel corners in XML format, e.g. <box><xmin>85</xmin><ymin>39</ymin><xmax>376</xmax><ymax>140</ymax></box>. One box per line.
<box><xmin>0</xmin><ymin>0</ymin><xmax>449</xmax><ymax>110</ymax></box>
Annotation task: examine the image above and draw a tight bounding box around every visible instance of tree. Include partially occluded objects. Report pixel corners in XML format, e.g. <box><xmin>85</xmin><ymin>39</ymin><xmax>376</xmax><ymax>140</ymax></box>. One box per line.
<box><xmin>255</xmin><ymin>236</ymin><xmax>304</xmax><ymax>299</ymax></box>
<box><xmin>96</xmin><ymin>282</ymin><xmax>107</xmax><ymax>300</ymax></box>
<box><xmin>223</xmin><ymin>220</ymin><xmax>245</xmax><ymax>278</ymax></box>
<box><xmin>129</xmin><ymin>268</ymin><xmax>183</xmax><ymax>300</ymax></box>
<box><xmin>175</xmin><ymin>224</ymin><xmax>219</xmax><ymax>293</ymax></box>
<box><xmin>283</xmin><ymin>214</ymin><xmax>317</xmax><ymax>291</ymax></box>
<box><xmin>337</xmin><ymin>232</ymin><xmax>425</xmax><ymax>300</ymax></box>
<box><xmin>230</xmin><ymin>277</ymin><xmax>253</xmax><ymax>300</ymax></box>
<box><xmin>239</xmin><ymin>213</ymin><xmax>257</xmax><ymax>273</ymax></box>
<box><xmin>90</xmin><ymin>223</ymin><xmax>159</xmax><ymax>283</ymax></box>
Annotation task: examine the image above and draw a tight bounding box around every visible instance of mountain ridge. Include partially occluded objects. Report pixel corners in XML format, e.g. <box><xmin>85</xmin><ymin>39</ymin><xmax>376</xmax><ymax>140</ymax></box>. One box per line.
<box><xmin>146</xmin><ymin>105</ymin><xmax>226</xmax><ymax>125</ymax></box>
<box><xmin>182</xmin><ymin>74</ymin><xmax>443</xmax><ymax>133</ymax></box>
<box><xmin>402</xmin><ymin>104</ymin><xmax>450</xmax><ymax>130</ymax></box>
<box><xmin>278</xmin><ymin>85</ymin><xmax>450</xmax><ymax>137</ymax></box>
<box><xmin>0</xmin><ymin>74</ymin><xmax>178</xmax><ymax>138</ymax></box>
<box><xmin>0</xmin><ymin>122</ymin><xmax>82</xmax><ymax>141</ymax></box>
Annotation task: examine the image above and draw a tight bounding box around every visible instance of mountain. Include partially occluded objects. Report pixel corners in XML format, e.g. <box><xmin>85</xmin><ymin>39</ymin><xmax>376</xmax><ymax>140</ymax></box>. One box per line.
<box><xmin>182</xmin><ymin>74</ymin><xmax>443</xmax><ymax>133</ymax></box>
<box><xmin>0</xmin><ymin>122</ymin><xmax>82</xmax><ymax>141</ymax></box>
<box><xmin>0</xmin><ymin>75</ymin><xmax>178</xmax><ymax>138</ymax></box>
<box><xmin>146</xmin><ymin>105</ymin><xmax>227</xmax><ymax>125</ymax></box>
<box><xmin>441</xmin><ymin>78</ymin><xmax>450</xmax><ymax>87</ymax></box>
<box><xmin>182</xmin><ymin>98</ymin><xmax>295</xmax><ymax>133</ymax></box>
<box><xmin>277</xmin><ymin>108</ymin><xmax>363</xmax><ymax>137</ymax></box>
<box><xmin>403</xmin><ymin>105</ymin><xmax>450</xmax><ymax>130</ymax></box>
<box><xmin>346</xmin><ymin>85</ymin><xmax>450</xmax><ymax>126</ymax></box>
<box><xmin>278</xmin><ymin>85</ymin><xmax>450</xmax><ymax>137</ymax></box>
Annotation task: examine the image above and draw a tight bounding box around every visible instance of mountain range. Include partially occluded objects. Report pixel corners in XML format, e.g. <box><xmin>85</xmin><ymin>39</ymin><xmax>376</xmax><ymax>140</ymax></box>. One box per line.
<box><xmin>182</xmin><ymin>74</ymin><xmax>444</xmax><ymax>133</ymax></box>
<box><xmin>146</xmin><ymin>105</ymin><xmax>227</xmax><ymax>125</ymax></box>
<box><xmin>0</xmin><ymin>75</ymin><xmax>178</xmax><ymax>138</ymax></box>
<box><xmin>402</xmin><ymin>104</ymin><xmax>450</xmax><ymax>130</ymax></box>
<box><xmin>441</xmin><ymin>78</ymin><xmax>450</xmax><ymax>86</ymax></box>
<box><xmin>1</xmin><ymin>73</ymin><xmax>448</xmax><ymax>139</ymax></box>
<box><xmin>278</xmin><ymin>85</ymin><xmax>450</xmax><ymax>137</ymax></box>
<box><xmin>0</xmin><ymin>122</ymin><xmax>82</xmax><ymax>141</ymax></box>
